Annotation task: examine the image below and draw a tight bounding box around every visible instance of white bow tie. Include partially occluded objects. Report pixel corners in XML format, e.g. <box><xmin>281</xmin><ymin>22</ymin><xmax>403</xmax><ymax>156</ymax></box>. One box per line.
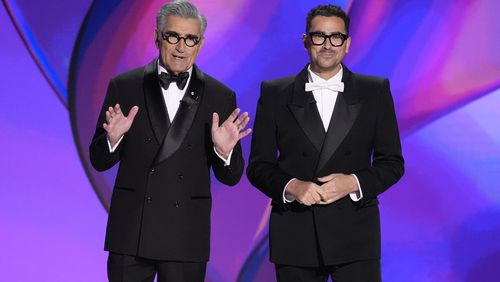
<box><xmin>305</xmin><ymin>81</ymin><xmax>344</xmax><ymax>92</ymax></box>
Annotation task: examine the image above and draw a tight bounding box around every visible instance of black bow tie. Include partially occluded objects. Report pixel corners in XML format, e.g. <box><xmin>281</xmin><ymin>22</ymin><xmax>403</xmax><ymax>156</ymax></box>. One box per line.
<box><xmin>159</xmin><ymin>71</ymin><xmax>189</xmax><ymax>90</ymax></box>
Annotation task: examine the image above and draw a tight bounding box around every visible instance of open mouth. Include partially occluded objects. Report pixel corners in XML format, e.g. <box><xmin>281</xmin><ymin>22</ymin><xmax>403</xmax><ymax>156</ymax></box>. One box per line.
<box><xmin>172</xmin><ymin>54</ymin><xmax>186</xmax><ymax>60</ymax></box>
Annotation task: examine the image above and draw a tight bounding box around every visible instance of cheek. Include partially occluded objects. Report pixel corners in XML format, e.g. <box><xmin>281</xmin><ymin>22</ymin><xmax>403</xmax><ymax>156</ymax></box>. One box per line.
<box><xmin>189</xmin><ymin>48</ymin><xmax>200</xmax><ymax>60</ymax></box>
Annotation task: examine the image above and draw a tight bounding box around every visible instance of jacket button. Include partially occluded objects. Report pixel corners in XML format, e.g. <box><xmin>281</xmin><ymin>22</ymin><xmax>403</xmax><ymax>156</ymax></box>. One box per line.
<box><xmin>178</xmin><ymin>174</ymin><xmax>184</xmax><ymax>180</ymax></box>
<box><xmin>145</xmin><ymin>138</ymin><xmax>152</xmax><ymax>143</ymax></box>
<box><xmin>146</xmin><ymin>196</ymin><xmax>152</xmax><ymax>203</ymax></box>
<box><xmin>149</xmin><ymin>168</ymin><xmax>156</xmax><ymax>174</ymax></box>
<box><xmin>187</xmin><ymin>145</ymin><xmax>192</xmax><ymax>150</ymax></box>
<box><xmin>174</xmin><ymin>201</ymin><xmax>180</xmax><ymax>208</ymax></box>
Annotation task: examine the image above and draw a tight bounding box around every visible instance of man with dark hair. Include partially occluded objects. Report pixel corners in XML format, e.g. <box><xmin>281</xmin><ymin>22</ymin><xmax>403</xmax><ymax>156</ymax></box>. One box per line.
<box><xmin>247</xmin><ymin>4</ymin><xmax>404</xmax><ymax>281</ymax></box>
<box><xmin>90</xmin><ymin>1</ymin><xmax>251</xmax><ymax>281</ymax></box>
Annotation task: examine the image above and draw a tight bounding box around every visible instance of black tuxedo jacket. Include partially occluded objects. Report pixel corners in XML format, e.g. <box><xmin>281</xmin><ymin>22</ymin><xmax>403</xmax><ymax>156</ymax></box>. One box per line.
<box><xmin>247</xmin><ymin>65</ymin><xmax>404</xmax><ymax>267</ymax></box>
<box><xmin>90</xmin><ymin>59</ymin><xmax>244</xmax><ymax>262</ymax></box>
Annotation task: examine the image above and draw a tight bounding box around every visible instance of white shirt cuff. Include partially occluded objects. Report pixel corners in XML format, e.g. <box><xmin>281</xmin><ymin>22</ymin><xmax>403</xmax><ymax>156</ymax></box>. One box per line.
<box><xmin>283</xmin><ymin>178</ymin><xmax>297</xmax><ymax>203</ymax></box>
<box><xmin>107</xmin><ymin>135</ymin><xmax>124</xmax><ymax>153</ymax></box>
<box><xmin>349</xmin><ymin>174</ymin><xmax>363</xmax><ymax>202</ymax></box>
<box><xmin>213</xmin><ymin>147</ymin><xmax>233</xmax><ymax>166</ymax></box>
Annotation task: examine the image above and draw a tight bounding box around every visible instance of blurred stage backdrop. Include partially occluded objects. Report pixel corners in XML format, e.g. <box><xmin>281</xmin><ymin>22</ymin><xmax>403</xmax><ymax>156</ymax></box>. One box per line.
<box><xmin>1</xmin><ymin>0</ymin><xmax>499</xmax><ymax>281</ymax></box>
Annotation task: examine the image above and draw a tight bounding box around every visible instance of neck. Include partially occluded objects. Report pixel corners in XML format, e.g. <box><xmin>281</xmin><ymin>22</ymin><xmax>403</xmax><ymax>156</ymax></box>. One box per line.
<box><xmin>158</xmin><ymin>58</ymin><xmax>192</xmax><ymax>75</ymax></box>
<box><xmin>310</xmin><ymin>64</ymin><xmax>342</xmax><ymax>80</ymax></box>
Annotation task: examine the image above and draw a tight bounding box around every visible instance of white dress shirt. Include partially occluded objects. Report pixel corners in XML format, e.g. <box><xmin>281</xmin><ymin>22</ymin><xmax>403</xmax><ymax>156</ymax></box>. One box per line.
<box><xmin>283</xmin><ymin>65</ymin><xmax>363</xmax><ymax>203</ymax></box>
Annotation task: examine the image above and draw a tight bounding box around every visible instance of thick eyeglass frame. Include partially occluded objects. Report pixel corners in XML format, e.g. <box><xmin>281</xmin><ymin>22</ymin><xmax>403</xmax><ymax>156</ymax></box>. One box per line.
<box><xmin>308</xmin><ymin>32</ymin><xmax>349</xmax><ymax>47</ymax></box>
<box><xmin>158</xmin><ymin>31</ymin><xmax>200</xmax><ymax>47</ymax></box>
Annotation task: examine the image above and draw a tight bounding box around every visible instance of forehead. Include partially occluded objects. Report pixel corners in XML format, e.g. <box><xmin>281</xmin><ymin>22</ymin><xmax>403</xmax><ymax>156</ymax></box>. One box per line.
<box><xmin>309</xmin><ymin>16</ymin><xmax>346</xmax><ymax>33</ymax></box>
<box><xmin>162</xmin><ymin>15</ymin><xmax>201</xmax><ymax>35</ymax></box>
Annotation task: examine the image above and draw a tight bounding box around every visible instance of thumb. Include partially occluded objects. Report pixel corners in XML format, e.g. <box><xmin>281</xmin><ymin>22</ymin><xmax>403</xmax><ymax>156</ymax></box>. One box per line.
<box><xmin>127</xmin><ymin>106</ymin><xmax>139</xmax><ymax>121</ymax></box>
<box><xmin>212</xmin><ymin>112</ymin><xmax>219</xmax><ymax>131</ymax></box>
<box><xmin>317</xmin><ymin>173</ymin><xmax>337</xmax><ymax>183</ymax></box>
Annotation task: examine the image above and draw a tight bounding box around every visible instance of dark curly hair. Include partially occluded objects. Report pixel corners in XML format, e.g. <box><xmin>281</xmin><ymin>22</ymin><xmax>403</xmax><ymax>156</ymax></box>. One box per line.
<box><xmin>306</xmin><ymin>4</ymin><xmax>350</xmax><ymax>34</ymax></box>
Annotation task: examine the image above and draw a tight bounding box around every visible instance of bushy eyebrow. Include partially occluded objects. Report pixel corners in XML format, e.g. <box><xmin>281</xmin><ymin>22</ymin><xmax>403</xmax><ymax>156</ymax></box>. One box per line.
<box><xmin>163</xmin><ymin>30</ymin><xmax>199</xmax><ymax>38</ymax></box>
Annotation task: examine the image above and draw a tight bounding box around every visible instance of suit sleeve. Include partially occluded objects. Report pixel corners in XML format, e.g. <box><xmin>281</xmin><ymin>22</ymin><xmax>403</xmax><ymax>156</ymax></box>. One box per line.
<box><xmin>246</xmin><ymin>82</ymin><xmax>294</xmax><ymax>206</ymax></box>
<box><xmin>89</xmin><ymin>79</ymin><xmax>123</xmax><ymax>171</ymax></box>
<box><xmin>354</xmin><ymin>79</ymin><xmax>404</xmax><ymax>200</ymax></box>
<box><xmin>210</xmin><ymin>91</ymin><xmax>245</xmax><ymax>186</ymax></box>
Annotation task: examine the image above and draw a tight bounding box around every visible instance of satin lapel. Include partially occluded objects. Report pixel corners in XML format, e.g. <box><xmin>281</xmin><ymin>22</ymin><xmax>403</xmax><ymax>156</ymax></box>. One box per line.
<box><xmin>154</xmin><ymin>65</ymin><xmax>204</xmax><ymax>164</ymax></box>
<box><xmin>287</xmin><ymin>66</ymin><xmax>325</xmax><ymax>152</ymax></box>
<box><xmin>143</xmin><ymin>59</ymin><xmax>169</xmax><ymax>144</ymax></box>
<box><xmin>315</xmin><ymin>66</ymin><xmax>361</xmax><ymax>174</ymax></box>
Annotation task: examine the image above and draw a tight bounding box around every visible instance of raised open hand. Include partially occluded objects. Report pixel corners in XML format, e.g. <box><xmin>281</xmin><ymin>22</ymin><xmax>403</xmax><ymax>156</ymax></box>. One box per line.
<box><xmin>211</xmin><ymin>108</ymin><xmax>252</xmax><ymax>159</ymax></box>
<box><xmin>103</xmin><ymin>104</ymin><xmax>139</xmax><ymax>147</ymax></box>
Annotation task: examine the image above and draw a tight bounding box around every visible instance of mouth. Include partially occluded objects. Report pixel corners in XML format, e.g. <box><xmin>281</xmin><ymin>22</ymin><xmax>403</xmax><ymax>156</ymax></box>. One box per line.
<box><xmin>319</xmin><ymin>51</ymin><xmax>335</xmax><ymax>58</ymax></box>
<box><xmin>172</xmin><ymin>54</ymin><xmax>186</xmax><ymax>60</ymax></box>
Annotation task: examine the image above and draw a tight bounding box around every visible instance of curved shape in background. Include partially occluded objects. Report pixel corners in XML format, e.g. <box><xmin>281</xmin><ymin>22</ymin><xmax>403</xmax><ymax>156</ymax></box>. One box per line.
<box><xmin>1</xmin><ymin>0</ymin><xmax>93</xmax><ymax>106</ymax></box>
<box><xmin>345</xmin><ymin>0</ymin><xmax>500</xmax><ymax>134</ymax></box>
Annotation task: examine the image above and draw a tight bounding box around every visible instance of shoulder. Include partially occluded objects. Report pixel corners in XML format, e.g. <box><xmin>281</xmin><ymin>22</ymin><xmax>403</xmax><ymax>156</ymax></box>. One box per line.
<box><xmin>261</xmin><ymin>75</ymin><xmax>295</xmax><ymax>92</ymax></box>
<box><xmin>348</xmin><ymin>71</ymin><xmax>393</xmax><ymax>105</ymax></box>
<box><xmin>202</xmin><ymin>72</ymin><xmax>234</xmax><ymax>96</ymax></box>
<box><xmin>259</xmin><ymin>75</ymin><xmax>296</xmax><ymax>104</ymax></box>
<box><xmin>110</xmin><ymin>66</ymin><xmax>145</xmax><ymax>85</ymax></box>
<box><xmin>351</xmin><ymin>72</ymin><xmax>388</xmax><ymax>88</ymax></box>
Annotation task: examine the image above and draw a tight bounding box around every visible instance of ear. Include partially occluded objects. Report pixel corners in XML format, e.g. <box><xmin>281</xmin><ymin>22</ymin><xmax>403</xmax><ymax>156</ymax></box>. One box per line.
<box><xmin>302</xmin><ymin>34</ymin><xmax>308</xmax><ymax>49</ymax></box>
<box><xmin>154</xmin><ymin>30</ymin><xmax>160</xmax><ymax>49</ymax></box>
<box><xmin>345</xmin><ymin>36</ymin><xmax>351</xmax><ymax>53</ymax></box>
<box><xmin>197</xmin><ymin>37</ymin><xmax>205</xmax><ymax>52</ymax></box>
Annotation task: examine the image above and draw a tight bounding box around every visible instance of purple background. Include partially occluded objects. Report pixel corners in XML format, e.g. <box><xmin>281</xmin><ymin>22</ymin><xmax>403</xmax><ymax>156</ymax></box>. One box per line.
<box><xmin>1</xmin><ymin>0</ymin><xmax>499</xmax><ymax>281</ymax></box>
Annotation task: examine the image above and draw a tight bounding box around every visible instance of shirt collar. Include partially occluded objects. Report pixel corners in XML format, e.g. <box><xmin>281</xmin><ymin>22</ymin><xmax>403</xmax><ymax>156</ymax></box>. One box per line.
<box><xmin>157</xmin><ymin>59</ymin><xmax>193</xmax><ymax>77</ymax></box>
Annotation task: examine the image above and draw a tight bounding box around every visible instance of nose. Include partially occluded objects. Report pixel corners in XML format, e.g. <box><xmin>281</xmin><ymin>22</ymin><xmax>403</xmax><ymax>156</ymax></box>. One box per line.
<box><xmin>175</xmin><ymin>40</ymin><xmax>186</xmax><ymax>52</ymax></box>
<box><xmin>322</xmin><ymin>38</ymin><xmax>333</xmax><ymax>49</ymax></box>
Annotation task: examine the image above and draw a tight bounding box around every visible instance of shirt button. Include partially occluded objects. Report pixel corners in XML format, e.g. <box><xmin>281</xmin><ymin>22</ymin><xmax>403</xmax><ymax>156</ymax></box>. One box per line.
<box><xmin>174</xmin><ymin>201</ymin><xmax>180</xmax><ymax>208</ymax></box>
<box><xmin>178</xmin><ymin>174</ymin><xmax>184</xmax><ymax>180</ymax></box>
<box><xmin>145</xmin><ymin>138</ymin><xmax>152</xmax><ymax>143</ymax></box>
<box><xmin>149</xmin><ymin>168</ymin><xmax>156</xmax><ymax>174</ymax></box>
<box><xmin>146</xmin><ymin>196</ymin><xmax>152</xmax><ymax>203</ymax></box>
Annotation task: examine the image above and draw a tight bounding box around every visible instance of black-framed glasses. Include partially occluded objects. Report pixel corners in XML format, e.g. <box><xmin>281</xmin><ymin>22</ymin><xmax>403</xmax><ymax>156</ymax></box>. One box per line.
<box><xmin>308</xmin><ymin>32</ymin><xmax>349</xmax><ymax>47</ymax></box>
<box><xmin>159</xmin><ymin>31</ymin><xmax>200</xmax><ymax>47</ymax></box>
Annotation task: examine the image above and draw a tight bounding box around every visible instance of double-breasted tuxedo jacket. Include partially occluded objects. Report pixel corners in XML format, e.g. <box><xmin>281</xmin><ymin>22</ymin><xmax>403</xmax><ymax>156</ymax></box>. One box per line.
<box><xmin>90</xmin><ymin>59</ymin><xmax>244</xmax><ymax>262</ymax></box>
<box><xmin>247</xmin><ymin>65</ymin><xmax>404</xmax><ymax>267</ymax></box>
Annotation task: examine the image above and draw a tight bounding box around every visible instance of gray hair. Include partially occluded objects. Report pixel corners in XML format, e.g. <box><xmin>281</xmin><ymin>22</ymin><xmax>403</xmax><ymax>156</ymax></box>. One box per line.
<box><xmin>156</xmin><ymin>0</ymin><xmax>207</xmax><ymax>37</ymax></box>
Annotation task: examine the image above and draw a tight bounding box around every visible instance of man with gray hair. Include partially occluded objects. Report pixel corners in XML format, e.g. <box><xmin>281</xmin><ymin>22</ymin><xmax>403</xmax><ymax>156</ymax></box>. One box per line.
<box><xmin>90</xmin><ymin>1</ymin><xmax>251</xmax><ymax>281</ymax></box>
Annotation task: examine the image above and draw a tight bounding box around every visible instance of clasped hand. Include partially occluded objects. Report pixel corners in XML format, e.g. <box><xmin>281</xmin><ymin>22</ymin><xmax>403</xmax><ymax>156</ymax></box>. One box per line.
<box><xmin>286</xmin><ymin>173</ymin><xmax>358</xmax><ymax>206</ymax></box>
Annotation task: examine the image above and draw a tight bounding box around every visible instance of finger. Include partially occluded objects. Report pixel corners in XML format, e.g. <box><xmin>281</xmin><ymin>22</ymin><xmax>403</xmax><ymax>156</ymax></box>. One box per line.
<box><xmin>105</xmin><ymin>110</ymin><xmax>112</xmax><ymax>122</ymax></box>
<box><xmin>305</xmin><ymin>194</ymin><xmax>317</xmax><ymax>205</ymax></box>
<box><xmin>108</xmin><ymin>106</ymin><xmax>116</xmax><ymax>117</ymax></box>
<box><xmin>311</xmin><ymin>191</ymin><xmax>322</xmax><ymax>203</ymax></box>
<box><xmin>318</xmin><ymin>199</ymin><xmax>333</xmax><ymax>205</ymax></box>
<box><xmin>235</xmin><ymin>112</ymin><xmax>249</xmax><ymax>126</ymax></box>
<box><xmin>127</xmin><ymin>106</ymin><xmax>139</xmax><ymax>121</ymax></box>
<box><xmin>103</xmin><ymin>123</ymin><xmax>110</xmax><ymax>132</ymax></box>
<box><xmin>114</xmin><ymin>104</ymin><xmax>121</xmax><ymax>114</ymax></box>
<box><xmin>316</xmin><ymin>189</ymin><xmax>327</xmax><ymax>201</ymax></box>
<box><xmin>238</xmin><ymin>115</ymin><xmax>250</xmax><ymax>130</ymax></box>
<box><xmin>238</xmin><ymin>128</ymin><xmax>252</xmax><ymax>139</ymax></box>
<box><xmin>212</xmin><ymin>112</ymin><xmax>220</xmax><ymax>131</ymax></box>
<box><xmin>228</xmin><ymin>108</ymin><xmax>240</xmax><ymax>123</ymax></box>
